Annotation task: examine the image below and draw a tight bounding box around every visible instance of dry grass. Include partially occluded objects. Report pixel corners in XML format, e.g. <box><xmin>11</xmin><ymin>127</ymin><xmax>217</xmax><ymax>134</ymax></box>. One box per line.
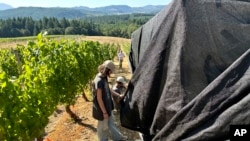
<box><xmin>0</xmin><ymin>36</ymin><xmax>131</xmax><ymax>50</ymax></box>
<box><xmin>0</xmin><ymin>40</ymin><xmax>27</xmax><ymax>49</ymax></box>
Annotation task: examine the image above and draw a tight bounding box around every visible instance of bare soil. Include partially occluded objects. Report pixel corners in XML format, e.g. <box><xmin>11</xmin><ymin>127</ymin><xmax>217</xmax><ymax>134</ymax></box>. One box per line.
<box><xmin>43</xmin><ymin>43</ymin><xmax>141</xmax><ymax>141</ymax></box>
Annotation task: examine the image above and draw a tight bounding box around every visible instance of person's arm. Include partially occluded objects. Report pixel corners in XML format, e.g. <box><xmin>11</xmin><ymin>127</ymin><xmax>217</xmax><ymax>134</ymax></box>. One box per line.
<box><xmin>111</xmin><ymin>90</ymin><xmax>124</xmax><ymax>103</ymax></box>
<box><xmin>111</xmin><ymin>89</ymin><xmax>123</xmax><ymax>98</ymax></box>
<box><xmin>111</xmin><ymin>89</ymin><xmax>124</xmax><ymax>103</ymax></box>
<box><xmin>96</xmin><ymin>88</ymin><xmax>109</xmax><ymax>119</ymax></box>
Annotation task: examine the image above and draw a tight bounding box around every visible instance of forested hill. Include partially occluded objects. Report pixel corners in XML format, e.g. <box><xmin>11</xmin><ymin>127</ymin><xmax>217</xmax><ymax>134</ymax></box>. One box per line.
<box><xmin>0</xmin><ymin>5</ymin><xmax>165</xmax><ymax>20</ymax></box>
<box><xmin>0</xmin><ymin>14</ymin><xmax>154</xmax><ymax>38</ymax></box>
<box><xmin>0</xmin><ymin>4</ymin><xmax>168</xmax><ymax>38</ymax></box>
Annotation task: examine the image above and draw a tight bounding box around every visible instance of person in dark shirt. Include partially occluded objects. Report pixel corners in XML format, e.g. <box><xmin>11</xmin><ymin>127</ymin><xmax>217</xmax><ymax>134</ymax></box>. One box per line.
<box><xmin>92</xmin><ymin>60</ymin><xmax>127</xmax><ymax>141</ymax></box>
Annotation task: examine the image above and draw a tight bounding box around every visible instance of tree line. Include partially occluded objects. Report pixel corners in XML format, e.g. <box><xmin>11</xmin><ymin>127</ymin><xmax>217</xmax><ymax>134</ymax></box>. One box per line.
<box><xmin>0</xmin><ymin>14</ymin><xmax>153</xmax><ymax>38</ymax></box>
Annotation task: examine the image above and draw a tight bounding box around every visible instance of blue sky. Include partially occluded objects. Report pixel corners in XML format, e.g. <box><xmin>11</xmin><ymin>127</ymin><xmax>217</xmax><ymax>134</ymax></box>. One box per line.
<box><xmin>1</xmin><ymin>0</ymin><xmax>172</xmax><ymax>8</ymax></box>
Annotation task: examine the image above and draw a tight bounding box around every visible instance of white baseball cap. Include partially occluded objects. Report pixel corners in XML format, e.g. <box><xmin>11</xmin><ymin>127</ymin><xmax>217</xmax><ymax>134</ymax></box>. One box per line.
<box><xmin>116</xmin><ymin>76</ymin><xmax>126</xmax><ymax>84</ymax></box>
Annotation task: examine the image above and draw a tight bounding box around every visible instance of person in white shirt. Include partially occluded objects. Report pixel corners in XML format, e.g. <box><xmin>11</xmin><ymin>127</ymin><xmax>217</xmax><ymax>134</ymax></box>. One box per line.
<box><xmin>118</xmin><ymin>50</ymin><xmax>125</xmax><ymax>70</ymax></box>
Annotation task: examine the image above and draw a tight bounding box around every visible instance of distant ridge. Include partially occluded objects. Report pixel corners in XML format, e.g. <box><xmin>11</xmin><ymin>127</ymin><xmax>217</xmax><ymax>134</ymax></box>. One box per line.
<box><xmin>0</xmin><ymin>3</ymin><xmax>13</xmax><ymax>10</ymax></box>
<box><xmin>0</xmin><ymin>4</ymin><xmax>166</xmax><ymax>19</ymax></box>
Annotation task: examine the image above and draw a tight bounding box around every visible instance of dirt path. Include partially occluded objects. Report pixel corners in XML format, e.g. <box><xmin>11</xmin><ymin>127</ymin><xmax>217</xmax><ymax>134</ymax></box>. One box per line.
<box><xmin>43</xmin><ymin>51</ymin><xmax>141</xmax><ymax>141</ymax></box>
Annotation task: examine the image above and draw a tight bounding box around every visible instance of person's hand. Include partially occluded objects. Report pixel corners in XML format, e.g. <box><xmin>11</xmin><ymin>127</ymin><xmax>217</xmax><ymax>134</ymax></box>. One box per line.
<box><xmin>103</xmin><ymin>113</ymin><xmax>109</xmax><ymax>119</ymax></box>
<box><xmin>118</xmin><ymin>94</ymin><xmax>125</xmax><ymax>102</ymax></box>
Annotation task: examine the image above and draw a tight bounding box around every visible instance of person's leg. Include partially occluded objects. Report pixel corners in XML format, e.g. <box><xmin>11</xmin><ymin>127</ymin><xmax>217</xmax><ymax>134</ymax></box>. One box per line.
<box><xmin>121</xmin><ymin>59</ymin><xmax>123</xmax><ymax>69</ymax></box>
<box><xmin>119</xmin><ymin>60</ymin><xmax>122</xmax><ymax>69</ymax></box>
<box><xmin>107</xmin><ymin>115</ymin><xmax>124</xmax><ymax>141</ymax></box>
<box><xmin>97</xmin><ymin>120</ymin><xmax>109</xmax><ymax>141</ymax></box>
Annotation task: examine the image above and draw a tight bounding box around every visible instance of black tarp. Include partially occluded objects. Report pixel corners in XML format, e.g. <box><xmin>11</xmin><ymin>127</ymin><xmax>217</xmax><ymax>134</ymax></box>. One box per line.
<box><xmin>120</xmin><ymin>0</ymin><xmax>250</xmax><ymax>140</ymax></box>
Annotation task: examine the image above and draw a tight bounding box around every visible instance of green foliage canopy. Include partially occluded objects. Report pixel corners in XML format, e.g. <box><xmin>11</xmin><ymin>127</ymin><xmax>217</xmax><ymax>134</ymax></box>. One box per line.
<box><xmin>0</xmin><ymin>33</ymin><xmax>118</xmax><ymax>140</ymax></box>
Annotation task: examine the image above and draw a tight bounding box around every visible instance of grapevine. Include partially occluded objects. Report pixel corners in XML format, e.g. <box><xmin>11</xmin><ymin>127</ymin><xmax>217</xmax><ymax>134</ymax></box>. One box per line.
<box><xmin>0</xmin><ymin>34</ymin><xmax>118</xmax><ymax>141</ymax></box>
